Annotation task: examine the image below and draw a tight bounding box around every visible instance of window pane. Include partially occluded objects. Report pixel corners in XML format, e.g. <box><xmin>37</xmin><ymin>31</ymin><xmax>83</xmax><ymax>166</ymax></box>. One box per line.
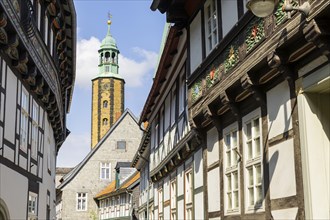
<box><xmin>254</xmin><ymin>118</ymin><xmax>260</xmax><ymax>136</ymax></box>
<box><xmin>256</xmin><ymin>186</ymin><xmax>263</xmax><ymax>204</ymax></box>
<box><xmin>227</xmin><ymin>192</ymin><xmax>232</xmax><ymax>209</ymax></box>
<box><xmin>248</xmin><ymin>167</ymin><xmax>253</xmax><ymax>186</ymax></box>
<box><xmin>247</xmin><ymin>141</ymin><xmax>252</xmax><ymax>159</ymax></box>
<box><xmin>227</xmin><ymin>174</ymin><xmax>231</xmax><ymax>191</ymax></box>
<box><xmin>256</xmin><ymin>164</ymin><xmax>261</xmax><ymax>184</ymax></box>
<box><xmin>233</xmin><ymin>191</ymin><xmax>238</xmax><ymax>208</ymax></box>
<box><xmin>246</xmin><ymin>122</ymin><xmax>252</xmax><ymax>140</ymax></box>
<box><xmin>226</xmin><ymin>151</ymin><xmax>231</xmax><ymax>168</ymax></box>
<box><xmin>232</xmin><ymin>131</ymin><xmax>237</xmax><ymax>147</ymax></box>
<box><xmin>255</xmin><ymin>137</ymin><xmax>261</xmax><ymax>157</ymax></box>
<box><xmin>233</xmin><ymin>172</ymin><xmax>238</xmax><ymax>190</ymax></box>
<box><xmin>249</xmin><ymin>188</ymin><xmax>254</xmax><ymax>206</ymax></box>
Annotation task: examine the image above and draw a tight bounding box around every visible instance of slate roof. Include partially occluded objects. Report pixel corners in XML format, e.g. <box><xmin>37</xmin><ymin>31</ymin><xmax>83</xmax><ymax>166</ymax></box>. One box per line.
<box><xmin>57</xmin><ymin>109</ymin><xmax>139</xmax><ymax>190</ymax></box>
<box><xmin>95</xmin><ymin>171</ymin><xmax>140</xmax><ymax>200</ymax></box>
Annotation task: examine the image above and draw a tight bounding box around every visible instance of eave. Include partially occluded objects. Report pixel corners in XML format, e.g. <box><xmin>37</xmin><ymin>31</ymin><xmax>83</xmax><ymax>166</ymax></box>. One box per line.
<box><xmin>139</xmin><ymin>27</ymin><xmax>181</xmax><ymax>125</ymax></box>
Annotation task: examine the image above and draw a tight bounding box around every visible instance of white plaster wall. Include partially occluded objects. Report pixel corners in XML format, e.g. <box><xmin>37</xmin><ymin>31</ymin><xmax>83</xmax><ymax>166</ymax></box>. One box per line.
<box><xmin>268</xmin><ymin>139</ymin><xmax>296</xmax><ymax>200</ymax></box>
<box><xmin>4</xmin><ymin>67</ymin><xmax>16</xmax><ymax>143</ymax></box>
<box><xmin>207</xmin><ymin>167</ymin><xmax>220</xmax><ymax>212</ymax></box>
<box><xmin>0</xmin><ymin>164</ymin><xmax>28</xmax><ymax>220</ymax></box>
<box><xmin>177</xmin><ymin>199</ymin><xmax>184</xmax><ymax>220</ymax></box>
<box><xmin>194</xmin><ymin>148</ymin><xmax>203</xmax><ymax>189</ymax></box>
<box><xmin>271</xmin><ymin>207</ymin><xmax>298</xmax><ymax>220</ymax></box>
<box><xmin>207</xmin><ymin>127</ymin><xmax>219</xmax><ymax>166</ymax></box>
<box><xmin>194</xmin><ymin>191</ymin><xmax>204</xmax><ymax>220</ymax></box>
<box><xmin>267</xmin><ymin>81</ymin><xmax>292</xmax><ymax>139</ymax></box>
<box><xmin>189</xmin><ymin>11</ymin><xmax>202</xmax><ymax>73</ymax></box>
<box><xmin>164</xmin><ymin>205</ymin><xmax>170</xmax><ymax>220</ymax></box>
<box><xmin>221</xmin><ymin>0</ymin><xmax>238</xmax><ymax>37</ymax></box>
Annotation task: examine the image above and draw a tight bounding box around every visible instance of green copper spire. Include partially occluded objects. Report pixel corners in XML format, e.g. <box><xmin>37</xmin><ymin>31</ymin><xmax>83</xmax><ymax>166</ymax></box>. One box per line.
<box><xmin>96</xmin><ymin>17</ymin><xmax>123</xmax><ymax>80</ymax></box>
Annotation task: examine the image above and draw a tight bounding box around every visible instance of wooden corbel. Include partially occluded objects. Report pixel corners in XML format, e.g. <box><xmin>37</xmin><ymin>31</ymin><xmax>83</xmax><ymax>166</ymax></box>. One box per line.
<box><xmin>267</xmin><ymin>51</ymin><xmax>294</xmax><ymax>84</ymax></box>
<box><xmin>220</xmin><ymin>92</ymin><xmax>240</xmax><ymax>118</ymax></box>
<box><xmin>241</xmin><ymin>74</ymin><xmax>266</xmax><ymax>106</ymax></box>
<box><xmin>303</xmin><ymin>19</ymin><xmax>330</xmax><ymax>59</ymax></box>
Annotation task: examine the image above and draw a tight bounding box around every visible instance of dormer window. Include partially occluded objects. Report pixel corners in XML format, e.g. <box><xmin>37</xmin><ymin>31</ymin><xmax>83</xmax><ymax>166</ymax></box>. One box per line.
<box><xmin>100</xmin><ymin>53</ymin><xmax>104</xmax><ymax>65</ymax></box>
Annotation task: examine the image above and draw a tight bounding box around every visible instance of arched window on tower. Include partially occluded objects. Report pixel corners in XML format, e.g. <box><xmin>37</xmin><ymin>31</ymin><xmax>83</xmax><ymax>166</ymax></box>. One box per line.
<box><xmin>105</xmin><ymin>52</ymin><xmax>110</xmax><ymax>63</ymax></box>
<box><xmin>111</xmin><ymin>52</ymin><xmax>116</xmax><ymax>64</ymax></box>
<box><xmin>100</xmin><ymin>53</ymin><xmax>104</xmax><ymax>65</ymax></box>
<box><xmin>103</xmin><ymin>118</ymin><xmax>108</xmax><ymax>126</ymax></box>
<box><xmin>103</xmin><ymin>101</ymin><xmax>108</xmax><ymax>108</ymax></box>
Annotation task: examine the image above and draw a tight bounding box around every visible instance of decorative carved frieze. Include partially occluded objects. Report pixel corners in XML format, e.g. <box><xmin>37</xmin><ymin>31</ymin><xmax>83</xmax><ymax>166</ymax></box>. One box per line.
<box><xmin>4</xmin><ymin>34</ymin><xmax>19</xmax><ymax>60</ymax></box>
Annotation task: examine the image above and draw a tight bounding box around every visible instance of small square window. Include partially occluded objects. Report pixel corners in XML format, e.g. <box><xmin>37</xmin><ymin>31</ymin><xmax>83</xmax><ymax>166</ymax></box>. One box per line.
<box><xmin>117</xmin><ymin>141</ymin><xmax>126</xmax><ymax>150</ymax></box>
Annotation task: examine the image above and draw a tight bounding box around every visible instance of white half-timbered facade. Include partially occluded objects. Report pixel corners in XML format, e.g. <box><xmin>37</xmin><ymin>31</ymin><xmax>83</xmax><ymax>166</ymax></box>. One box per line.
<box><xmin>0</xmin><ymin>0</ymin><xmax>76</xmax><ymax>219</ymax></box>
<box><xmin>132</xmin><ymin>22</ymin><xmax>204</xmax><ymax>220</ymax></box>
<box><xmin>151</xmin><ymin>0</ymin><xmax>330</xmax><ymax>220</ymax></box>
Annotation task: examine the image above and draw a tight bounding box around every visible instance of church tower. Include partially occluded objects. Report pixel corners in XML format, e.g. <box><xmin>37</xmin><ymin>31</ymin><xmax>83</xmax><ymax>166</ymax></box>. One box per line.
<box><xmin>91</xmin><ymin>18</ymin><xmax>125</xmax><ymax>148</ymax></box>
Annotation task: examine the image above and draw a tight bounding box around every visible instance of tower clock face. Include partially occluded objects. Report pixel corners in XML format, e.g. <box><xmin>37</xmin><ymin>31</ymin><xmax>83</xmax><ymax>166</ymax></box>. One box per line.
<box><xmin>102</xmin><ymin>83</ymin><xmax>110</xmax><ymax>90</ymax></box>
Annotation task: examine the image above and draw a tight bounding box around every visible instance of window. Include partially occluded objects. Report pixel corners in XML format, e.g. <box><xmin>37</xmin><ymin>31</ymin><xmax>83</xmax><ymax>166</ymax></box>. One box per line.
<box><xmin>244</xmin><ymin>112</ymin><xmax>263</xmax><ymax>211</ymax></box>
<box><xmin>103</xmin><ymin>118</ymin><xmax>108</xmax><ymax>126</ymax></box>
<box><xmin>20</xmin><ymin>88</ymin><xmax>29</xmax><ymax>151</ymax></box>
<box><xmin>185</xmin><ymin>169</ymin><xmax>193</xmax><ymax>220</ymax></box>
<box><xmin>105</xmin><ymin>66</ymin><xmax>110</xmax><ymax>72</ymax></box>
<box><xmin>117</xmin><ymin>141</ymin><xmax>126</xmax><ymax>150</ymax></box>
<box><xmin>158</xmin><ymin>188</ymin><xmax>163</xmax><ymax>220</ymax></box>
<box><xmin>36</xmin><ymin>2</ymin><xmax>41</xmax><ymax>31</ymax></box>
<box><xmin>170</xmin><ymin>179</ymin><xmax>177</xmax><ymax>220</ymax></box>
<box><xmin>224</xmin><ymin>125</ymin><xmax>240</xmax><ymax>214</ymax></box>
<box><xmin>44</xmin><ymin>15</ymin><xmax>49</xmax><ymax>45</ymax></box>
<box><xmin>31</xmin><ymin>101</ymin><xmax>38</xmax><ymax>159</ymax></box>
<box><xmin>50</xmin><ymin>29</ymin><xmax>54</xmax><ymax>56</ymax></box>
<box><xmin>179</xmin><ymin>74</ymin><xmax>186</xmax><ymax>114</ymax></box>
<box><xmin>171</xmin><ymin>87</ymin><xmax>176</xmax><ymax>126</ymax></box>
<box><xmin>221</xmin><ymin>0</ymin><xmax>238</xmax><ymax>37</ymax></box>
<box><xmin>77</xmin><ymin>193</ymin><xmax>87</xmax><ymax>211</ymax></box>
<box><xmin>103</xmin><ymin>101</ymin><xmax>108</xmax><ymax>108</ymax></box>
<box><xmin>100</xmin><ymin>162</ymin><xmax>111</xmax><ymax>180</ymax></box>
<box><xmin>28</xmin><ymin>192</ymin><xmax>38</xmax><ymax>219</ymax></box>
<box><xmin>205</xmin><ymin>0</ymin><xmax>218</xmax><ymax>54</ymax></box>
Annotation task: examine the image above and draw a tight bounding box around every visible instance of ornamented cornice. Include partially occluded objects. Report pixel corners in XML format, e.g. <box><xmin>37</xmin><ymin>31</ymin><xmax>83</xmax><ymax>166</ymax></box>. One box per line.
<box><xmin>1</xmin><ymin>0</ymin><xmax>64</xmax><ymax>120</ymax></box>
<box><xmin>190</xmin><ymin>0</ymin><xmax>291</xmax><ymax>104</ymax></box>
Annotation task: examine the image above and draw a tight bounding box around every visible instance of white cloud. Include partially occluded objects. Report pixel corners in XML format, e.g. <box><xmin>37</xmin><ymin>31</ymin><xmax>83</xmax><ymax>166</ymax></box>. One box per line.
<box><xmin>57</xmin><ymin>133</ymin><xmax>90</xmax><ymax>167</ymax></box>
<box><xmin>75</xmin><ymin>37</ymin><xmax>158</xmax><ymax>89</ymax></box>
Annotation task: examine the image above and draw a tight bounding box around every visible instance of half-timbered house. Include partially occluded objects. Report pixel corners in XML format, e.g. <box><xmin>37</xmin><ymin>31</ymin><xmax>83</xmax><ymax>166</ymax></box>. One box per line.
<box><xmin>0</xmin><ymin>0</ymin><xmax>76</xmax><ymax>219</ymax></box>
<box><xmin>151</xmin><ymin>0</ymin><xmax>329</xmax><ymax>219</ymax></box>
<box><xmin>132</xmin><ymin>22</ymin><xmax>204</xmax><ymax>220</ymax></box>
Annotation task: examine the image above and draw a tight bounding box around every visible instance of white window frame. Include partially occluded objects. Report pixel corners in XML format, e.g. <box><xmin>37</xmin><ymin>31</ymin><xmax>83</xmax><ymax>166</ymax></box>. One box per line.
<box><xmin>243</xmin><ymin>108</ymin><xmax>264</xmax><ymax>212</ymax></box>
<box><xmin>223</xmin><ymin>123</ymin><xmax>240</xmax><ymax>214</ymax></box>
<box><xmin>100</xmin><ymin>162</ymin><xmax>111</xmax><ymax>180</ymax></box>
<box><xmin>204</xmin><ymin>0</ymin><xmax>218</xmax><ymax>55</ymax></box>
<box><xmin>37</xmin><ymin>2</ymin><xmax>41</xmax><ymax>31</ymax></box>
<box><xmin>44</xmin><ymin>15</ymin><xmax>49</xmax><ymax>46</ymax></box>
<box><xmin>185</xmin><ymin>168</ymin><xmax>193</xmax><ymax>220</ymax></box>
<box><xmin>28</xmin><ymin>192</ymin><xmax>38</xmax><ymax>218</ymax></box>
<box><xmin>20</xmin><ymin>88</ymin><xmax>29</xmax><ymax>152</ymax></box>
<box><xmin>170</xmin><ymin>178</ymin><xmax>177</xmax><ymax>220</ymax></box>
<box><xmin>31</xmin><ymin>101</ymin><xmax>38</xmax><ymax>159</ymax></box>
<box><xmin>158</xmin><ymin>188</ymin><xmax>163</xmax><ymax>220</ymax></box>
<box><xmin>179</xmin><ymin>73</ymin><xmax>186</xmax><ymax>115</ymax></box>
<box><xmin>76</xmin><ymin>192</ymin><xmax>87</xmax><ymax>211</ymax></box>
<box><xmin>170</xmin><ymin>86</ymin><xmax>176</xmax><ymax>126</ymax></box>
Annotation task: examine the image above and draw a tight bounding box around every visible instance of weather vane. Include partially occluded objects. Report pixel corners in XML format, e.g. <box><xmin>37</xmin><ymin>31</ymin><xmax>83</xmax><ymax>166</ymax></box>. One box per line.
<box><xmin>107</xmin><ymin>12</ymin><xmax>112</xmax><ymax>25</ymax></box>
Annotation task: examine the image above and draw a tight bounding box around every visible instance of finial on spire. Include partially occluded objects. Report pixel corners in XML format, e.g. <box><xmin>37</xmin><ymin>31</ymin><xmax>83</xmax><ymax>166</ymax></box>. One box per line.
<box><xmin>107</xmin><ymin>12</ymin><xmax>112</xmax><ymax>25</ymax></box>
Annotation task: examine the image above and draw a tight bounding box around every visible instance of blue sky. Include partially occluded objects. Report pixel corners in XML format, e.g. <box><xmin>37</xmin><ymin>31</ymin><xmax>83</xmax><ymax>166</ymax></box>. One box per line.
<box><xmin>57</xmin><ymin>0</ymin><xmax>166</xmax><ymax>167</ymax></box>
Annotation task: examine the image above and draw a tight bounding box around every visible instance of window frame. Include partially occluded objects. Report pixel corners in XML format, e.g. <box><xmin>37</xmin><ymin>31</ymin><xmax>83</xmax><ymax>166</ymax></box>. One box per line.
<box><xmin>223</xmin><ymin>123</ymin><xmax>240</xmax><ymax>215</ymax></box>
<box><xmin>243</xmin><ymin>108</ymin><xmax>264</xmax><ymax>212</ymax></box>
<box><xmin>116</xmin><ymin>140</ymin><xmax>126</xmax><ymax>150</ymax></box>
<box><xmin>100</xmin><ymin>162</ymin><xmax>111</xmax><ymax>180</ymax></box>
<box><xmin>204</xmin><ymin>0</ymin><xmax>219</xmax><ymax>55</ymax></box>
<box><xmin>28</xmin><ymin>192</ymin><xmax>38</xmax><ymax>218</ymax></box>
<box><xmin>158</xmin><ymin>187</ymin><xmax>163</xmax><ymax>220</ymax></box>
<box><xmin>20</xmin><ymin>87</ymin><xmax>29</xmax><ymax>152</ymax></box>
<box><xmin>184</xmin><ymin>168</ymin><xmax>193</xmax><ymax>220</ymax></box>
<box><xmin>31</xmin><ymin>101</ymin><xmax>39</xmax><ymax>159</ymax></box>
<box><xmin>76</xmin><ymin>192</ymin><xmax>88</xmax><ymax>211</ymax></box>
<box><xmin>170</xmin><ymin>178</ymin><xmax>177</xmax><ymax>220</ymax></box>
